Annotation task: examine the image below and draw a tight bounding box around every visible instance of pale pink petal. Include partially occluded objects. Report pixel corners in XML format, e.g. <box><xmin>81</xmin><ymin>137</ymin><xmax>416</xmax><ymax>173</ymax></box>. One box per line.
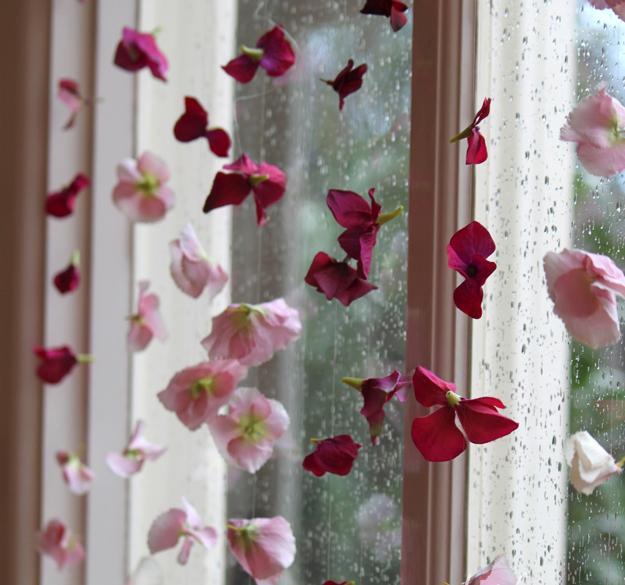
<box><xmin>467</xmin><ymin>555</ymin><xmax>517</xmax><ymax>585</ymax></box>
<box><xmin>106</xmin><ymin>452</ymin><xmax>144</xmax><ymax>478</ymax></box>
<box><xmin>138</xmin><ymin>151</ymin><xmax>171</xmax><ymax>184</ymax></box>
<box><xmin>147</xmin><ymin>509</ymin><xmax>186</xmax><ymax>554</ymax></box>
<box><xmin>227</xmin><ymin>437</ymin><xmax>274</xmax><ymax>473</ymax></box>
<box><xmin>117</xmin><ymin>158</ymin><xmax>142</xmax><ymax>183</ymax></box>
<box><xmin>177</xmin><ymin>537</ymin><xmax>194</xmax><ymax>565</ymax></box>
<box><xmin>179</xmin><ymin>223</ymin><xmax>207</xmax><ymax>261</ymax></box>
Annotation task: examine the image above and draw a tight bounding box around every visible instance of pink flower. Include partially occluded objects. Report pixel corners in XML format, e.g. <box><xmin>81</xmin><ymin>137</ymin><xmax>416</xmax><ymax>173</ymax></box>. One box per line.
<box><xmin>588</xmin><ymin>0</ymin><xmax>625</xmax><ymax>21</ymax></box>
<box><xmin>53</xmin><ymin>251</ymin><xmax>81</xmax><ymax>295</ymax></box>
<box><xmin>411</xmin><ymin>366</ymin><xmax>518</xmax><ymax>462</ymax></box>
<box><xmin>169</xmin><ymin>223</ymin><xmax>228</xmax><ymax>299</ymax></box>
<box><xmin>447</xmin><ymin>220</ymin><xmax>497</xmax><ymax>319</ymax></box>
<box><xmin>57</xmin><ymin>78</ymin><xmax>84</xmax><ymax>130</ymax></box>
<box><xmin>114</xmin><ymin>27</ymin><xmax>169</xmax><ymax>81</ymax></box>
<box><xmin>450</xmin><ymin>98</ymin><xmax>491</xmax><ymax>165</ymax></box>
<box><xmin>55</xmin><ymin>451</ymin><xmax>94</xmax><ymax>495</ymax></box>
<box><xmin>560</xmin><ymin>88</ymin><xmax>625</xmax><ymax>177</ymax></box>
<box><xmin>148</xmin><ymin>498</ymin><xmax>217</xmax><ymax>565</ymax></box>
<box><xmin>203</xmin><ymin>154</ymin><xmax>286</xmax><ymax>226</ymax></box>
<box><xmin>323</xmin><ymin>59</ymin><xmax>368</xmax><ymax>111</ymax></box>
<box><xmin>305</xmin><ymin>252</ymin><xmax>377</xmax><ymax>306</ymax></box>
<box><xmin>466</xmin><ymin>556</ymin><xmax>517</xmax><ymax>585</ymax></box>
<box><xmin>46</xmin><ymin>173</ymin><xmax>90</xmax><ymax>218</ymax></box>
<box><xmin>173</xmin><ymin>97</ymin><xmax>231</xmax><ymax>157</ymax></box>
<box><xmin>360</xmin><ymin>0</ymin><xmax>409</xmax><ymax>32</ymax></box>
<box><xmin>106</xmin><ymin>420</ymin><xmax>166</xmax><ymax>478</ymax></box>
<box><xmin>302</xmin><ymin>435</ymin><xmax>362</xmax><ymax>477</ymax></box>
<box><xmin>222</xmin><ymin>26</ymin><xmax>296</xmax><ymax>84</ymax></box>
<box><xmin>37</xmin><ymin>519</ymin><xmax>84</xmax><ymax>570</ymax></box>
<box><xmin>113</xmin><ymin>151</ymin><xmax>174</xmax><ymax>223</ymax></box>
<box><xmin>127</xmin><ymin>281</ymin><xmax>167</xmax><ymax>352</ymax></box>
<box><xmin>34</xmin><ymin>345</ymin><xmax>90</xmax><ymax>384</ymax></box>
<box><xmin>158</xmin><ymin>360</ymin><xmax>247</xmax><ymax>430</ymax></box>
<box><xmin>227</xmin><ymin>516</ymin><xmax>296</xmax><ymax>583</ymax></box>
<box><xmin>209</xmin><ymin>387</ymin><xmax>289</xmax><ymax>473</ymax></box>
<box><xmin>201</xmin><ymin>298</ymin><xmax>301</xmax><ymax>366</ymax></box>
<box><xmin>543</xmin><ymin>249</ymin><xmax>625</xmax><ymax>349</ymax></box>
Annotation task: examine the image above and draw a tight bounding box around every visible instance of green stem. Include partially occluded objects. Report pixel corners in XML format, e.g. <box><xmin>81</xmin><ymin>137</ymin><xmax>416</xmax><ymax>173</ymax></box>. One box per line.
<box><xmin>76</xmin><ymin>354</ymin><xmax>93</xmax><ymax>364</ymax></box>
<box><xmin>341</xmin><ymin>376</ymin><xmax>364</xmax><ymax>390</ymax></box>
<box><xmin>378</xmin><ymin>205</ymin><xmax>404</xmax><ymax>226</ymax></box>
<box><xmin>71</xmin><ymin>250</ymin><xmax>81</xmax><ymax>266</ymax></box>
<box><xmin>449</xmin><ymin>125</ymin><xmax>472</xmax><ymax>143</ymax></box>
<box><xmin>616</xmin><ymin>455</ymin><xmax>625</xmax><ymax>468</ymax></box>
<box><xmin>240</xmin><ymin>45</ymin><xmax>264</xmax><ymax>61</ymax></box>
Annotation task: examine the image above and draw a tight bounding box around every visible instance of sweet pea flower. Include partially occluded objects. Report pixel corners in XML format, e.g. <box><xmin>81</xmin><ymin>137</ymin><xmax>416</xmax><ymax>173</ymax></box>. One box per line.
<box><xmin>37</xmin><ymin>520</ymin><xmax>85</xmax><ymax>570</ymax></box>
<box><xmin>588</xmin><ymin>1</ymin><xmax>625</xmax><ymax>22</ymax></box>
<box><xmin>127</xmin><ymin>281</ymin><xmax>167</xmax><ymax>352</ymax></box>
<box><xmin>305</xmin><ymin>252</ymin><xmax>377</xmax><ymax>306</ymax></box>
<box><xmin>450</xmin><ymin>98</ymin><xmax>491</xmax><ymax>165</ymax></box>
<box><xmin>466</xmin><ymin>556</ymin><xmax>517</xmax><ymax>585</ymax></box>
<box><xmin>34</xmin><ymin>345</ymin><xmax>91</xmax><ymax>384</ymax></box>
<box><xmin>148</xmin><ymin>498</ymin><xmax>217</xmax><ymax>565</ymax></box>
<box><xmin>302</xmin><ymin>434</ymin><xmax>362</xmax><ymax>477</ymax></box>
<box><xmin>325</xmin><ymin>581</ymin><xmax>356</xmax><ymax>585</ymax></box>
<box><xmin>203</xmin><ymin>154</ymin><xmax>286</xmax><ymax>226</ymax></box>
<box><xmin>227</xmin><ymin>516</ymin><xmax>296</xmax><ymax>584</ymax></box>
<box><xmin>411</xmin><ymin>366</ymin><xmax>518</xmax><ymax>462</ymax></box>
<box><xmin>202</xmin><ymin>298</ymin><xmax>301</xmax><ymax>367</ymax></box>
<box><xmin>565</xmin><ymin>431</ymin><xmax>623</xmax><ymax>495</ymax></box>
<box><xmin>169</xmin><ymin>223</ymin><xmax>228</xmax><ymax>299</ymax></box>
<box><xmin>126</xmin><ymin>557</ymin><xmax>163</xmax><ymax>585</ymax></box>
<box><xmin>106</xmin><ymin>420</ymin><xmax>166</xmax><ymax>478</ymax></box>
<box><xmin>360</xmin><ymin>0</ymin><xmax>409</xmax><ymax>32</ymax></box>
<box><xmin>222</xmin><ymin>25</ymin><xmax>295</xmax><ymax>84</ymax></box>
<box><xmin>543</xmin><ymin>248</ymin><xmax>625</xmax><ymax>349</ymax></box>
<box><xmin>58</xmin><ymin>78</ymin><xmax>85</xmax><ymax>130</ymax></box>
<box><xmin>209</xmin><ymin>387</ymin><xmax>289</xmax><ymax>473</ymax></box>
<box><xmin>114</xmin><ymin>27</ymin><xmax>169</xmax><ymax>81</ymax></box>
<box><xmin>53</xmin><ymin>251</ymin><xmax>81</xmax><ymax>295</ymax></box>
<box><xmin>447</xmin><ymin>221</ymin><xmax>497</xmax><ymax>319</ymax></box>
<box><xmin>158</xmin><ymin>360</ymin><xmax>247</xmax><ymax>430</ymax></box>
<box><xmin>173</xmin><ymin>97</ymin><xmax>231</xmax><ymax>157</ymax></box>
<box><xmin>113</xmin><ymin>151</ymin><xmax>174</xmax><ymax>223</ymax></box>
<box><xmin>46</xmin><ymin>173</ymin><xmax>90</xmax><ymax>218</ymax></box>
<box><xmin>342</xmin><ymin>370</ymin><xmax>409</xmax><ymax>444</ymax></box>
<box><xmin>56</xmin><ymin>451</ymin><xmax>94</xmax><ymax>495</ymax></box>
<box><xmin>323</xmin><ymin>59</ymin><xmax>368</xmax><ymax>111</ymax></box>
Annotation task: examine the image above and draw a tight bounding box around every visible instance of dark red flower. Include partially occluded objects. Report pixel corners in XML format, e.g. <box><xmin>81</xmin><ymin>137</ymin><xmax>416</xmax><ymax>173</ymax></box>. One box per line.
<box><xmin>305</xmin><ymin>252</ymin><xmax>377</xmax><ymax>306</ymax></box>
<box><xmin>34</xmin><ymin>346</ymin><xmax>78</xmax><ymax>384</ymax></box>
<box><xmin>324</xmin><ymin>581</ymin><xmax>356</xmax><ymax>585</ymax></box>
<box><xmin>342</xmin><ymin>370</ymin><xmax>409</xmax><ymax>445</ymax></box>
<box><xmin>360</xmin><ymin>0</ymin><xmax>409</xmax><ymax>32</ymax></box>
<box><xmin>323</xmin><ymin>59</ymin><xmax>368</xmax><ymax>111</ymax></box>
<box><xmin>203</xmin><ymin>154</ymin><xmax>286</xmax><ymax>226</ymax></box>
<box><xmin>303</xmin><ymin>434</ymin><xmax>362</xmax><ymax>477</ymax></box>
<box><xmin>53</xmin><ymin>251</ymin><xmax>81</xmax><ymax>295</ymax></box>
<box><xmin>45</xmin><ymin>173</ymin><xmax>90</xmax><ymax>218</ymax></box>
<box><xmin>410</xmin><ymin>366</ymin><xmax>518</xmax><ymax>462</ymax></box>
<box><xmin>113</xmin><ymin>27</ymin><xmax>169</xmax><ymax>82</ymax></box>
<box><xmin>222</xmin><ymin>25</ymin><xmax>295</xmax><ymax>84</ymax></box>
<box><xmin>449</xmin><ymin>98</ymin><xmax>491</xmax><ymax>164</ymax></box>
<box><xmin>447</xmin><ymin>220</ymin><xmax>496</xmax><ymax>319</ymax></box>
<box><xmin>173</xmin><ymin>97</ymin><xmax>231</xmax><ymax>157</ymax></box>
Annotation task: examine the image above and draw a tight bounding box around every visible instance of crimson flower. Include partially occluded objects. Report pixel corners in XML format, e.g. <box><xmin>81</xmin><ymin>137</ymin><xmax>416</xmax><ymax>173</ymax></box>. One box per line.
<box><xmin>450</xmin><ymin>98</ymin><xmax>491</xmax><ymax>164</ymax></box>
<box><xmin>410</xmin><ymin>366</ymin><xmax>518</xmax><ymax>462</ymax></box>
<box><xmin>342</xmin><ymin>370</ymin><xmax>409</xmax><ymax>445</ymax></box>
<box><xmin>323</xmin><ymin>59</ymin><xmax>368</xmax><ymax>111</ymax></box>
<box><xmin>360</xmin><ymin>0</ymin><xmax>409</xmax><ymax>32</ymax></box>
<box><xmin>222</xmin><ymin>25</ymin><xmax>295</xmax><ymax>84</ymax></box>
<box><xmin>114</xmin><ymin>27</ymin><xmax>169</xmax><ymax>82</ymax></box>
<box><xmin>34</xmin><ymin>346</ymin><xmax>90</xmax><ymax>384</ymax></box>
<box><xmin>447</xmin><ymin>220</ymin><xmax>496</xmax><ymax>319</ymax></box>
<box><xmin>303</xmin><ymin>434</ymin><xmax>362</xmax><ymax>477</ymax></box>
<box><xmin>45</xmin><ymin>173</ymin><xmax>90</xmax><ymax>218</ymax></box>
<box><xmin>324</xmin><ymin>581</ymin><xmax>356</xmax><ymax>585</ymax></box>
<box><xmin>173</xmin><ymin>97</ymin><xmax>231</xmax><ymax>157</ymax></box>
<box><xmin>57</xmin><ymin>78</ymin><xmax>84</xmax><ymax>130</ymax></box>
<box><xmin>327</xmin><ymin>188</ymin><xmax>402</xmax><ymax>277</ymax></box>
<box><xmin>53</xmin><ymin>251</ymin><xmax>81</xmax><ymax>295</ymax></box>
<box><xmin>305</xmin><ymin>252</ymin><xmax>377</xmax><ymax>307</ymax></box>
<box><xmin>203</xmin><ymin>154</ymin><xmax>286</xmax><ymax>225</ymax></box>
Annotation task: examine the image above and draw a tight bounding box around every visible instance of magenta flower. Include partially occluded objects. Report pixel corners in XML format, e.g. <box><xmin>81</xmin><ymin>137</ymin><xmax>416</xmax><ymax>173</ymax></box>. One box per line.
<box><xmin>411</xmin><ymin>366</ymin><xmax>518</xmax><ymax>462</ymax></box>
<box><xmin>222</xmin><ymin>26</ymin><xmax>295</xmax><ymax>84</ymax></box>
<box><xmin>106</xmin><ymin>420</ymin><xmax>166</xmax><ymax>478</ymax></box>
<box><xmin>305</xmin><ymin>252</ymin><xmax>377</xmax><ymax>306</ymax></box>
<box><xmin>113</xmin><ymin>151</ymin><xmax>174</xmax><ymax>223</ymax></box>
<box><xmin>158</xmin><ymin>360</ymin><xmax>248</xmax><ymax>431</ymax></box>
<box><xmin>203</xmin><ymin>154</ymin><xmax>286</xmax><ymax>226</ymax></box>
<box><xmin>57</xmin><ymin>78</ymin><xmax>85</xmax><ymax>130</ymax></box>
<box><xmin>53</xmin><ymin>250</ymin><xmax>80</xmax><ymax>295</ymax></box>
<box><xmin>37</xmin><ymin>520</ymin><xmax>84</xmax><ymax>570</ymax></box>
<box><xmin>169</xmin><ymin>223</ymin><xmax>228</xmax><ymax>299</ymax></box>
<box><xmin>342</xmin><ymin>370</ymin><xmax>409</xmax><ymax>444</ymax></box>
<box><xmin>544</xmin><ymin>248</ymin><xmax>625</xmax><ymax>349</ymax></box>
<box><xmin>324</xmin><ymin>581</ymin><xmax>356</xmax><ymax>585</ymax></box>
<box><xmin>303</xmin><ymin>435</ymin><xmax>362</xmax><ymax>477</ymax></box>
<box><xmin>447</xmin><ymin>220</ymin><xmax>496</xmax><ymax>319</ymax></box>
<box><xmin>34</xmin><ymin>345</ymin><xmax>90</xmax><ymax>384</ymax></box>
<box><xmin>588</xmin><ymin>0</ymin><xmax>625</xmax><ymax>21</ymax></box>
<box><xmin>209</xmin><ymin>387</ymin><xmax>289</xmax><ymax>473</ymax></box>
<box><xmin>360</xmin><ymin>0</ymin><xmax>409</xmax><ymax>32</ymax></box>
<box><xmin>173</xmin><ymin>97</ymin><xmax>231</xmax><ymax>157</ymax></box>
<box><xmin>202</xmin><ymin>298</ymin><xmax>301</xmax><ymax>366</ymax></box>
<box><xmin>127</xmin><ymin>281</ymin><xmax>167</xmax><ymax>352</ymax></box>
<box><xmin>56</xmin><ymin>451</ymin><xmax>94</xmax><ymax>495</ymax></box>
<box><xmin>323</xmin><ymin>59</ymin><xmax>368</xmax><ymax>111</ymax></box>
<box><xmin>114</xmin><ymin>27</ymin><xmax>169</xmax><ymax>81</ymax></box>
<box><xmin>466</xmin><ymin>556</ymin><xmax>517</xmax><ymax>585</ymax></box>
<box><xmin>148</xmin><ymin>498</ymin><xmax>217</xmax><ymax>565</ymax></box>
<box><xmin>450</xmin><ymin>98</ymin><xmax>491</xmax><ymax>165</ymax></box>
<box><xmin>46</xmin><ymin>173</ymin><xmax>90</xmax><ymax>218</ymax></box>
<box><xmin>227</xmin><ymin>516</ymin><xmax>296</xmax><ymax>584</ymax></box>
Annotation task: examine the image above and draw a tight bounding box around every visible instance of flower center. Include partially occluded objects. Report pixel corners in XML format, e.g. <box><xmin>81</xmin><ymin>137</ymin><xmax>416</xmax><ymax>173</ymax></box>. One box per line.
<box><xmin>229</xmin><ymin>304</ymin><xmax>265</xmax><ymax>331</ymax></box>
<box><xmin>136</xmin><ymin>173</ymin><xmax>160</xmax><ymax>195</ymax></box>
<box><xmin>610</xmin><ymin>118</ymin><xmax>624</xmax><ymax>144</ymax></box>
<box><xmin>228</xmin><ymin>524</ymin><xmax>258</xmax><ymax>551</ymax></box>
<box><xmin>445</xmin><ymin>390</ymin><xmax>461</xmax><ymax>408</ymax></box>
<box><xmin>466</xmin><ymin>264</ymin><xmax>478</xmax><ymax>278</ymax></box>
<box><xmin>124</xmin><ymin>448</ymin><xmax>143</xmax><ymax>459</ymax></box>
<box><xmin>238</xmin><ymin>413</ymin><xmax>267</xmax><ymax>443</ymax></box>
<box><xmin>190</xmin><ymin>376</ymin><xmax>215</xmax><ymax>399</ymax></box>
